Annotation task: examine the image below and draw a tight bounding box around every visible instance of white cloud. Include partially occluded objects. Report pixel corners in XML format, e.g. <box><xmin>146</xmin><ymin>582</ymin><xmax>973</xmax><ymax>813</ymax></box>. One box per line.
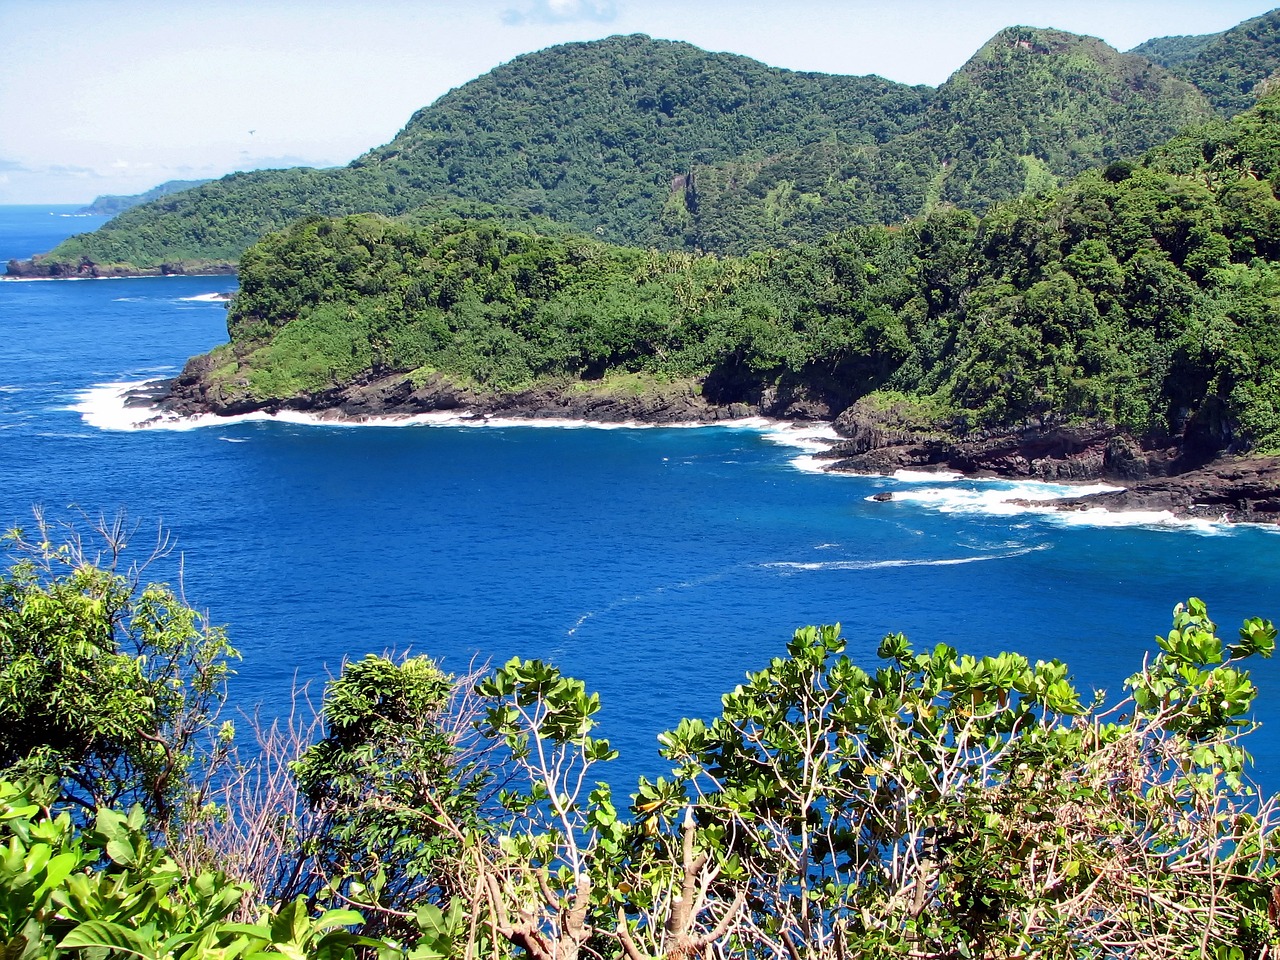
<box><xmin>502</xmin><ymin>0</ymin><xmax>618</xmax><ymax>26</ymax></box>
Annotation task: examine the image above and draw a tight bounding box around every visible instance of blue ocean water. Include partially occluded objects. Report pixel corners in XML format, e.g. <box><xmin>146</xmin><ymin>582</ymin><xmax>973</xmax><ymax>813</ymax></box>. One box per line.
<box><xmin>3</xmin><ymin>204</ymin><xmax>1279</xmax><ymax>794</ymax></box>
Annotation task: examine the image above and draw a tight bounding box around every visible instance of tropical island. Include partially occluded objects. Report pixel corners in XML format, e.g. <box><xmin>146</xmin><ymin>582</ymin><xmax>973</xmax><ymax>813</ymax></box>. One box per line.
<box><xmin>15</xmin><ymin>12</ymin><xmax>1279</xmax><ymax>521</ymax></box>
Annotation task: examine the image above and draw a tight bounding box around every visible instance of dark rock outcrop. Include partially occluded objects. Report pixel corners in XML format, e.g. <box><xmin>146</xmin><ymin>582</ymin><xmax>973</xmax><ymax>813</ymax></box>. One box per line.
<box><xmin>154</xmin><ymin>364</ymin><xmax>836</xmax><ymax>426</ymax></box>
<box><xmin>1007</xmin><ymin>457</ymin><xmax>1280</xmax><ymax>523</ymax></box>
<box><xmin>827</xmin><ymin>400</ymin><xmax>1280</xmax><ymax>523</ymax></box>
<box><xmin>5</xmin><ymin>255</ymin><xmax>235</xmax><ymax>279</ymax></box>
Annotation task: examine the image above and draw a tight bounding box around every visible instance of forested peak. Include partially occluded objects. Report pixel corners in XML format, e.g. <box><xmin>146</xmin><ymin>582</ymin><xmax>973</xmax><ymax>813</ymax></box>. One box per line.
<box><xmin>346</xmin><ymin>31</ymin><xmax>931</xmax><ymax>248</ymax></box>
<box><xmin>969</xmin><ymin>25</ymin><xmax>1114</xmax><ymax>58</ymax></box>
<box><xmin>952</xmin><ymin>24</ymin><xmax>1205</xmax><ymax>93</ymax></box>
<box><xmin>370</xmin><ymin>30</ymin><xmax>927</xmax><ymax>163</ymax></box>
<box><xmin>915</xmin><ymin>24</ymin><xmax>1212</xmax><ymax>212</ymax></box>
<box><xmin>1132</xmin><ymin>9</ymin><xmax>1280</xmax><ymax>116</ymax></box>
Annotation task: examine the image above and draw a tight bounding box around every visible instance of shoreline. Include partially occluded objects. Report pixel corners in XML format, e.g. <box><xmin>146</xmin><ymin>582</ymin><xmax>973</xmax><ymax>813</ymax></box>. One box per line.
<box><xmin>82</xmin><ymin>377</ymin><xmax>1280</xmax><ymax>529</ymax></box>
<box><xmin>4</xmin><ymin>258</ymin><xmax>237</xmax><ymax>280</ymax></box>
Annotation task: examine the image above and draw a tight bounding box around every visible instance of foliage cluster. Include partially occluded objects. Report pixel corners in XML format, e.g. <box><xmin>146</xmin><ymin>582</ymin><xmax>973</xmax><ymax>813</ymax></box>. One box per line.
<box><xmin>0</xmin><ymin>515</ymin><xmax>235</xmax><ymax>826</ymax></box>
<box><xmin>3</xmin><ymin>522</ymin><xmax>1278</xmax><ymax>959</ymax></box>
<box><xmin>34</xmin><ymin>24</ymin><xmax>1218</xmax><ymax>270</ymax></box>
<box><xmin>0</xmin><ymin>779</ymin><xmax>387</xmax><ymax>960</ymax></box>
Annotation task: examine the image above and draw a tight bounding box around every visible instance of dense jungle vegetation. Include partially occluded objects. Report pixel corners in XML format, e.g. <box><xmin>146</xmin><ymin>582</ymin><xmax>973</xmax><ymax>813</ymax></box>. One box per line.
<box><xmin>1133</xmin><ymin>7</ymin><xmax>1280</xmax><ymax>116</ymax></box>
<box><xmin>74</xmin><ymin>180</ymin><xmax>213</xmax><ymax>218</ymax></box>
<box><xmin>28</xmin><ymin>21</ymin><xmax>1226</xmax><ymax>272</ymax></box>
<box><xmin>3</xmin><ymin>516</ymin><xmax>1279</xmax><ymax>960</ymax></box>
<box><xmin>198</xmin><ymin>90</ymin><xmax>1280</xmax><ymax>456</ymax></box>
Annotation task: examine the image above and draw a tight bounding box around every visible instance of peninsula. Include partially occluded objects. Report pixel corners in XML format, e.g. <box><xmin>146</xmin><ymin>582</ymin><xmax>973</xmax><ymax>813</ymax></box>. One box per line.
<box><xmin>60</xmin><ymin>14</ymin><xmax>1280</xmax><ymax>524</ymax></box>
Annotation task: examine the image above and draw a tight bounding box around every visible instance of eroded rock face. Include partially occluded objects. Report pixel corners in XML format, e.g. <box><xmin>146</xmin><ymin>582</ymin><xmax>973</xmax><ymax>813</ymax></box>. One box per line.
<box><xmin>826</xmin><ymin>397</ymin><xmax>1280</xmax><ymax>522</ymax></box>
<box><xmin>5</xmin><ymin>256</ymin><xmax>235</xmax><ymax>279</ymax></box>
<box><xmin>153</xmin><ymin>366</ymin><xmax>829</xmax><ymax>426</ymax></box>
<box><xmin>1008</xmin><ymin>457</ymin><xmax>1280</xmax><ymax>523</ymax></box>
<box><xmin>826</xmin><ymin>414</ymin><xmax>1183</xmax><ymax>484</ymax></box>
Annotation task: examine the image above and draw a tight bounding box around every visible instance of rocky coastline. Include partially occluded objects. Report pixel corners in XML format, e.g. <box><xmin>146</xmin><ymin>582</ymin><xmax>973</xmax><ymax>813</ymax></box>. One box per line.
<box><xmin>822</xmin><ymin>397</ymin><xmax>1280</xmax><ymax>525</ymax></box>
<box><xmin>5</xmin><ymin>256</ymin><xmax>236</xmax><ymax>280</ymax></box>
<box><xmin>138</xmin><ymin>364</ymin><xmax>1280</xmax><ymax>525</ymax></box>
<box><xmin>153</xmin><ymin>350</ymin><xmax>841</xmax><ymax>425</ymax></box>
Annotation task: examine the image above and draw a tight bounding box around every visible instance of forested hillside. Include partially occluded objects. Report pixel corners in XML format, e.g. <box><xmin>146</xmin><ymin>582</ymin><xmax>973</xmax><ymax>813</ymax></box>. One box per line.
<box><xmin>74</xmin><ymin>179</ymin><xmax>212</xmax><ymax>216</ymax></box>
<box><xmin>18</xmin><ymin>25</ymin><xmax>1215</xmax><ymax>273</ymax></box>
<box><xmin>676</xmin><ymin>27</ymin><xmax>1211</xmax><ymax>252</ymax></box>
<box><xmin>1132</xmin><ymin>8</ymin><xmax>1280</xmax><ymax>116</ymax></box>
<box><xmin>172</xmin><ymin>92</ymin><xmax>1280</xmax><ymax>464</ymax></box>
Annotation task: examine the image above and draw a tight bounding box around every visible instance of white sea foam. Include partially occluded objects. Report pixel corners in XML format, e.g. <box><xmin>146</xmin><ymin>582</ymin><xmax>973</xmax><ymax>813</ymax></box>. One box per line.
<box><xmin>0</xmin><ymin>275</ymin><xmax>135</xmax><ymax>282</ymax></box>
<box><xmin>178</xmin><ymin>292</ymin><xmax>229</xmax><ymax>302</ymax></box>
<box><xmin>792</xmin><ymin>448</ymin><xmax>1224</xmax><ymax>531</ymax></box>
<box><xmin>877</xmin><ymin>480</ymin><xmax>1237</xmax><ymax>534</ymax></box>
<box><xmin>72</xmin><ymin>380</ymin><xmax>852</xmax><ymax>438</ymax></box>
<box><xmin>762</xmin><ymin>543</ymin><xmax>1049</xmax><ymax>572</ymax></box>
<box><xmin>759</xmin><ymin>421</ymin><xmax>842</xmax><ymax>453</ymax></box>
<box><xmin>789</xmin><ymin>454</ymin><xmax>833</xmax><ymax>475</ymax></box>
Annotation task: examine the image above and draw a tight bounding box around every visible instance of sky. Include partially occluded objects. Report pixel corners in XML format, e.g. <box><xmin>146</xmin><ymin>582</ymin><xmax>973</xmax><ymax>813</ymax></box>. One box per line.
<box><xmin>1</xmin><ymin>0</ymin><xmax>1276</xmax><ymax>204</ymax></box>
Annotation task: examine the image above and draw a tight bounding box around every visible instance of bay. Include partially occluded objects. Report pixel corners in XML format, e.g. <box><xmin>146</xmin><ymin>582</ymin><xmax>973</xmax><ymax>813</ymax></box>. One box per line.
<box><xmin>3</xmin><ymin>204</ymin><xmax>1278</xmax><ymax>794</ymax></box>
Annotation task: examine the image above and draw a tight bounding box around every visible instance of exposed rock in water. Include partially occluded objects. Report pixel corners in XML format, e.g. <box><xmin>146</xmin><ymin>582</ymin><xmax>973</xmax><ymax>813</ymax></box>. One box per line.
<box><xmin>1006</xmin><ymin>458</ymin><xmax>1280</xmax><ymax>524</ymax></box>
<box><xmin>828</xmin><ymin>394</ymin><xmax>1280</xmax><ymax>524</ymax></box>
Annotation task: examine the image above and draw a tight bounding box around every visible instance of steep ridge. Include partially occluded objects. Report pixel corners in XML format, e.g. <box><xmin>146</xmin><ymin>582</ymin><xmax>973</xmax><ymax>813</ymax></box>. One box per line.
<box><xmin>16</xmin><ymin>35</ymin><xmax>925</xmax><ymax>275</ymax></box>
<box><xmin>12</xmin><ymin>27</ymin><xmax>1212</xmax><ymax>274</ymax></box>
<box><xmin>673</xmin><ymin>27</ymin><xmax>1213</xmax><ymax>253</ymax></box>
<box><xmin>1132</xmin><ymin>8</ymin><xmax>1280</xmax><ymax>116</ymax></box>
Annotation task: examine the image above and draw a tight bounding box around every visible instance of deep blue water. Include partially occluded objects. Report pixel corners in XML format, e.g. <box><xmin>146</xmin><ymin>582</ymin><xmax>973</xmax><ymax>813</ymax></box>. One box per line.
<box><xmin>3</xmin><ymin>204</ymin><xmax>1279</xmax><ymax>794</ymax></box>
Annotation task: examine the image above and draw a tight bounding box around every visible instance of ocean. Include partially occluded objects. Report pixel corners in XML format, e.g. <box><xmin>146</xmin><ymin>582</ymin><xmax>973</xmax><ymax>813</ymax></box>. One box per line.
<box><xmin>3</xmin><ymin>204</ymin><xmax>1279</xmax><ymax>794</ymax></box>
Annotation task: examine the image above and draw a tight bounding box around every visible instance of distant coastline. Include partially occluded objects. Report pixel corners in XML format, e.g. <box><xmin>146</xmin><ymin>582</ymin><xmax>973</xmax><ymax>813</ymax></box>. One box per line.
<box><xmin>4</xmin><ymin>256</ymin><xmax>235</xmax><ymax>279</ymax></box>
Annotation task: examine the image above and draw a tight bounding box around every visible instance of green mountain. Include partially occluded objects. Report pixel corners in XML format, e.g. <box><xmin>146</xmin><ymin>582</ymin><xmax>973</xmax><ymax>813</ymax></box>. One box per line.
<box><xmin>74</xmin><ymin>179</ymin><xmax>212</xmax><ymax>216</ymax></box>
<box><xmin>19</xmin><ymin>28</ymin><xmax>1212</xmax><ymax>274</ymax></box>
<box><xmin>175</xmin><ymin>92</ymin><xmax>1280</xmax><ymax>462</ymax></box>
<box><xmin>27</xmin><ymin>36</ymin><xmax>925</xmax><ymax>274</ymax></box>
<box><xmin>1132</xmin><ymin>8</ymin><xmax>1280</xmax><ymax>116</ymax></box>
<box><xmin>675</xmin><ymin>27</ymin><xmax>1212</xmax><ymax>253</ymax></box>
<box><xmin>1129</xmin><ymin>32</ymin><xmax>1217</xmax><ymax>69</ymax></box>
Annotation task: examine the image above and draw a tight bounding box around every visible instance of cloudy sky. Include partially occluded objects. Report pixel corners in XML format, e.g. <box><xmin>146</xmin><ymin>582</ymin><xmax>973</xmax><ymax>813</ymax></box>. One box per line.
<box><xmin>1</xmin><ymin>0</ymin><xmax>1274</xmax><ymax>203</ymax></box>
